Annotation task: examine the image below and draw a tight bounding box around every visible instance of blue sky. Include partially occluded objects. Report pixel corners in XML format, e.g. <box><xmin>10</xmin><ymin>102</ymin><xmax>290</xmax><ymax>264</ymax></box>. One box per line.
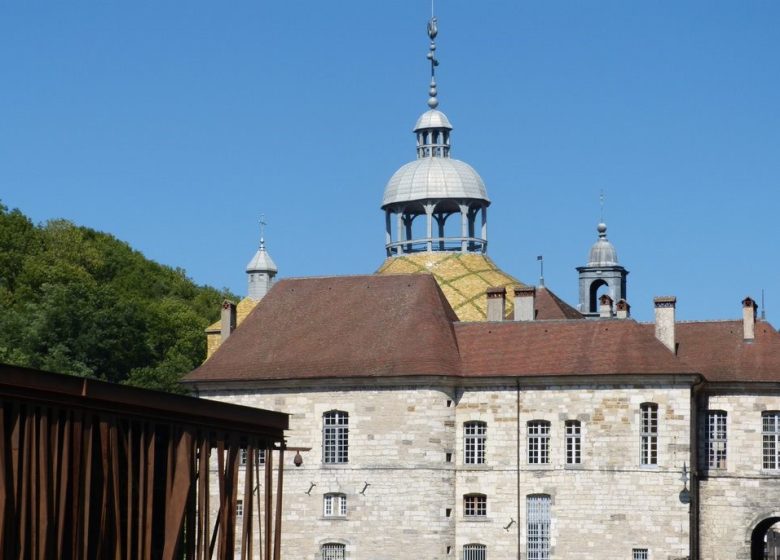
<box><xmin>2</xmin><ymin>1</ymin><xmax>779</xmax><ymax>322</ymax></box>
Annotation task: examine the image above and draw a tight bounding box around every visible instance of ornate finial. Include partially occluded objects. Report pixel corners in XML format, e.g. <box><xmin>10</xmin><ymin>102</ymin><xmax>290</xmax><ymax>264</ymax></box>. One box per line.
<box><xmin>599</xmin><ymin>189</ymin><xmax>605</xmax><ymax>222</ymax></box>
<box><xmin>259</xmin><ymin>214</ymin><xmax>267</xmax><ymax>248</ymax></box>
<box><xmin>426</xmin><ymin>11</ymin><xmax>440</xmax><ymax>109</ymax></box>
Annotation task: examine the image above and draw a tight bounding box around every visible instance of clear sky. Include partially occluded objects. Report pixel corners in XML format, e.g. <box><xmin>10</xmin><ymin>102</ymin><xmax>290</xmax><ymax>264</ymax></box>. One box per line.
<box><xmin>2</xmin><ymin>1</ymin><xmax>779</xmax><ymax>322</ymax></box>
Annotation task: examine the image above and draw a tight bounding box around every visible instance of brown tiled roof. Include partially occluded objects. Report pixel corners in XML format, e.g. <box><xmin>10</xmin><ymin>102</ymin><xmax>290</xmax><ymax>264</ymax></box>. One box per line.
<box><xmin>456</xmin><ymin>319</ymin><xmax>693</xmax><ymax>377</ymax></box>
<box><xmin>534</xmin><ymin>287</ymin><xmax>584</xmax><ymax>320</ymax></box>
<box><xmin>185</xmin><ymin>274</ymin><xmax>462</xmax><ymax>382</ymax></box>
<box><xmin>660</xmin><ymin>320</ymin><xmax>780</xmax><ymax>382</ymax></box>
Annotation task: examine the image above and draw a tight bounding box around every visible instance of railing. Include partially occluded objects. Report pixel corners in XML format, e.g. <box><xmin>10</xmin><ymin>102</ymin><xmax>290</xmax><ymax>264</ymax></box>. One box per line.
<box><xmin>386</xmin><ymin>236</ymin><xmax>487</xmax><ymax>254</ymax></box>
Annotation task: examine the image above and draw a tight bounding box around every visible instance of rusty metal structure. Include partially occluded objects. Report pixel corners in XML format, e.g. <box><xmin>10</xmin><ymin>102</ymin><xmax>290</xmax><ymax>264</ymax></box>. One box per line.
<box><xmin>0</xmin><ymin>364</ymin><xmax>289</xmax><ymax>560</ymax></box>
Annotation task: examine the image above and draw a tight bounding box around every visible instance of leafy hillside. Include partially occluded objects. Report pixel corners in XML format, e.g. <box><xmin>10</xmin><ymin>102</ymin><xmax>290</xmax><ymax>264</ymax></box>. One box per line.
<box><xmin>0</xmin><ymin>203</ymin><xmax>236</xmax><ymax>392</ymax></box>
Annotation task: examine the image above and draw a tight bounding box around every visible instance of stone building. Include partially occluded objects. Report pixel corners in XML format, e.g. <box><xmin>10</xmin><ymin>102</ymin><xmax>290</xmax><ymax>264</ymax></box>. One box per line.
<box><xmin>184</xmin><ymin>13</ymin><xmax>780</xmax><ymax>560</ymax></box>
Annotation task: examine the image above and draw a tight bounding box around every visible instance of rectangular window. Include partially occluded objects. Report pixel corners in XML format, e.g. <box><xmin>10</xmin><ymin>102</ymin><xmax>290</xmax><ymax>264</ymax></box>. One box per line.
<box><xmin>323</xmin><ymin>411</ymin><xmax>349</xmax><ymax>464</ymax></box>
<box><xmin>323</xmin><ymin>493</ymin><xmax>347</xmax><ymax>517</ymax></box>
<box><xmin>464</xmin><ymin>494</ymin><xmax>487</xmax><ymax>517</ymax></box>
<box><xmin>321</xmin><ymin>543</ymin><xmax>345</xmax><ymax>560</ymax></box>
<box><xmin>565</xmin><ymin>420</ymin><xmax>581</xmax><ymax>465</ymax></box>
<box><xmin>527</xmin><ymin>495</ymin><xmax>551</xmax><ymax>560</ymax></box>
<box><xmin>464</xmin><ymin>422</ymin><xmax>487</xmax><ymax>465</ymax></box>
<box><xmin>763</xmin><ymin>412</ymin><xmax>780</xmax><ymax>470</ymax></box>
<box><xmin>528</xmin><ymin>421</ymin><xmax>550</xmax><ymax>464</ymax></box>
<box><xmin>236</xmin><ymin>499</ymin><xmax>243</xmax><ymax>518</ymax></box>
<box><xmin>707</xmin><ymin>411</ymin><xmax>727</xmax><ymax>469</ymax></box>
<box><xmin>640</xmin><ymin>403</ymin><xmax>658</xmax><ymax>466</ymax></box>
<box><xmin>632</xmin><ymin>548</ymin><xmax>649</xmax><ymax>560</ymax></box>
<box><xmin>462</xmin><ymin>544</ymin><xmax>486</xmax><ymax>560</ymax></box>
<box><xmin>240</xmin><ymin>448</ymin><xmax>266</xmax><ymax>467</ymax></box>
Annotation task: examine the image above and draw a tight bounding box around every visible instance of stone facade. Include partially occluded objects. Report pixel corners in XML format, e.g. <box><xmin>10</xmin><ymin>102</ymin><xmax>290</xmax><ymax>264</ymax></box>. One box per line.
<box><xmin>199</xmin><ymin>377</ymin><xmax>696</xmax><ymax>560</ymax></box>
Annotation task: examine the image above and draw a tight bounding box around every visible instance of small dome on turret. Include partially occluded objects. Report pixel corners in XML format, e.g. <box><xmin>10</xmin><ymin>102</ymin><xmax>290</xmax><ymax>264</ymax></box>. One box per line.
<box><xmin>246</xmin><ymin>239</ymin><xmax>277</xmax><ymax>273</ymax></box>
<box><xmin>414</xmin><ymin>109</ymin><xmax>452</xmax><ymax>131</ymax></box>
<box><xmin>587</xmin><ymin>223</ymin><xmax>619</xmax><ymax>266</ymax></box>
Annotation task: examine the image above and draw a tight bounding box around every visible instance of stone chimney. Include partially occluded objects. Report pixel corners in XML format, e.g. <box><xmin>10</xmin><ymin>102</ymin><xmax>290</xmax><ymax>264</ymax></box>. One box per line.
<box><xmin>616</xmin><ymin>298</ymin><xmax>631</xmax><ymax>319</ymax></box>
<box><xmin>654</xmin><ymin>296</ymin><xmax>677</xmax><ymax>353</ymax></box>
<box><xmin>514</xmin><ymin>286</ymin><xmax>536</xmax><ymax>321</ymax></box>
<box><xmin>599</xmin><ymin>294</ymin><xmax>613</xmax><ymax>318</ymax></box>
<box><xmin>486</xmin><ymin>287</ymin><xmax>507</xmax><ymax>321</ymax></box>
<box><xmin>221</xmin><ymin>300</ymin><xmax>237</xmax><ymax>342</ymax></box>
<box><xmin>743</xmin><ymin>296</ymin><xmax>757</xmax><ymax>341</ymax></box>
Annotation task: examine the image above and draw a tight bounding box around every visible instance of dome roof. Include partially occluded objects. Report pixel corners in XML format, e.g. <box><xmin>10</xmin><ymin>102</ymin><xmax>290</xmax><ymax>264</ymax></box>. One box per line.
<box><xmin>414</xmin><ymin>109</ymin><xmax>452</xmax><ymax>131</ymax></box>
<box><xmin>382</xmin><ymin>157</ymin><xmax>489</xmax><ymax>207</ymax></box>
<box><xmin>246</xmin><ymin>242</ymin><xmax>277</xmax><ymax>273</ymax></box>
<box><xmin>587</xmin><ymin>223</ymin><xmax>619</xmax><ymax>266</ymax></box>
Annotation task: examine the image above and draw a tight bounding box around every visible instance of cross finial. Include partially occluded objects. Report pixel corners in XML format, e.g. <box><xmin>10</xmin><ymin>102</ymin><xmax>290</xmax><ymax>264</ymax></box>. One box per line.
<box><xmin>259</xmin><ymin>214</ymin><xmax>267</xmax><ymax>247</ymax></box>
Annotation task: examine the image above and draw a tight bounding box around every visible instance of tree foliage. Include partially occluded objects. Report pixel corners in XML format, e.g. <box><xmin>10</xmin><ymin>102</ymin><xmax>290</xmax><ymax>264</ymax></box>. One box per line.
<box><xmin>0</xmin><ymin>203</ymin><xmax>235</xmax><ymax>393</ymax></box>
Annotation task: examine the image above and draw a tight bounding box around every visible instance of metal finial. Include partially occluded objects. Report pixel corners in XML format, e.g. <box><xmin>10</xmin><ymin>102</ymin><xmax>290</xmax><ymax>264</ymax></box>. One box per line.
<box><xmin>259</xmin><ymin>215</ymin><xmax>267</xmax><ymax>248</ymax></box>
<box><xmin>599</xmin><ymin>189</ymin><xmax>605</xmax><ymax>223</ymax></box>
<box><xmin>426</xmin><ymin>14</ymin><xmax>440</xmax><ymax>109</ymax></box>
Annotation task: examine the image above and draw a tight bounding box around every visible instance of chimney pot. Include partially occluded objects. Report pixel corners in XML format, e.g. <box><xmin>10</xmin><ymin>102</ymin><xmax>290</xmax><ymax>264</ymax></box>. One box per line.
<box><xmin>654</xmin><ymin>296</ymin><xmax>676</xmax><ymax>352</ymax></box>
<box><xmin>486</xmin><ymin>287</ymin><xmax>507</xmax><ymax>321</ymax></box>
<box><xmin>616</xmin><ymin>298</ymin><xmax>631</xmax><ymax>319</ymax></box>
<box><xmin>221</xmin><ymin>300</ymin><xmax>237</xmax><ymax>342</ymax></box>
<box><xmin>743</xmin><ymin>296</ymin><xmax>757</xmax><ymax>341</ymax></box>
<box><xmin>514</xmin><ymin>286</ymin><xmax>536</xmax><ymax>321</ymax></box>
<box><xmin>599</xmin><ymin>294</ymin><xmax>614</xmax><ymax>318</ymax></box>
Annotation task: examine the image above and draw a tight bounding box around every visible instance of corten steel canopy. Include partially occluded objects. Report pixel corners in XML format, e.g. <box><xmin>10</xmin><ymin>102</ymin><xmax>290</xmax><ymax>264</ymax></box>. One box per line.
<box><xmin>0</xmin><ymin>363</ymin><xmax>289</xmax><ymax>560</ymax></box>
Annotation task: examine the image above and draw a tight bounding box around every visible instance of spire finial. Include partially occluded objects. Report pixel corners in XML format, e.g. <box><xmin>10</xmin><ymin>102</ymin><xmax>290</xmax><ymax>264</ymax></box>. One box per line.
<box><xmin>599</xmin><ymin>189</ymin><xmax>605</xmax><ymax>223</ymax></box>
<box><xmin>426</xmin><ymin>4</ymin><xmax>440</xmax><ymax>109</ymax></box>
<box><xmin>259</xmin><ymin>214</ymin><xmax>267</xmax><ymax>248</ymax></box>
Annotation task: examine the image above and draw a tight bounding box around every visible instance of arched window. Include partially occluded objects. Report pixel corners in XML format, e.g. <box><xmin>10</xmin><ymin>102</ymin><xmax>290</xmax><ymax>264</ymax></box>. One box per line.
<box><xmin>463</xmin><ymin>543</ymin><xmax>486</xmax><ymax>560</ymax></box>
<box><xmin>321</xmin><ymin>543</ymin><xmax>345</xmax><ymax>560</ymax></box>
<box><xmin>527</xmin><ymin>420</ymin><xmax>551</xmax><ymax>464</ymax></box>
<box><xmin>527</xmin><ymin>494</ymin><xmax>551</xmax><ymax>560</ymax></box>
<box><xmin>463</xmin><ymin>421</ymin><xmax>487</xmax><ymax>464</ymax></box>
<box><xmin>640</xmin><ymin>403</ymin><xmax>658</xmax><ymax>466</ymax></box>
<box><xmin>463</xmin><ymin>494</ymin><xmax>487</xmax><ymax>517</ymax></box>
<box><xmin>323</xmin><ymin>493</ymin><xmax>347</xmax><ymax>517</ymax></box>
<box><xmin>323</xmin><ymin>411</ymin><xmax>349</xmax><ymax>464</ymax></box>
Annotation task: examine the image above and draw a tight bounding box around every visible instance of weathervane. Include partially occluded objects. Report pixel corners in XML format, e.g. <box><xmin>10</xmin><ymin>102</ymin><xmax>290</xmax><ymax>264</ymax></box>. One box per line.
<box><xmin>259</xmin><ymin>214</ymin><xmax>267</xmax><ymax>247</ymax></box>
<box><xmin>426</xmin><ymin>1</ymin><xmax>440</xmax><ymax>109</ymax></box>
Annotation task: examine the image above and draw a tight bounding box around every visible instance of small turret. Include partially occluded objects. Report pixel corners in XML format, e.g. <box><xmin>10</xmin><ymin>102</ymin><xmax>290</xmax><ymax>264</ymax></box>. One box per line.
<box><xmin>246</xmin><ymin>219</ymin><xmax>277</xmax><ymax>300</ymax></box>
<box><xmin>576</xmin><ymin>222</ymin><xmax>628</xmax><ymax>317</ymax></box>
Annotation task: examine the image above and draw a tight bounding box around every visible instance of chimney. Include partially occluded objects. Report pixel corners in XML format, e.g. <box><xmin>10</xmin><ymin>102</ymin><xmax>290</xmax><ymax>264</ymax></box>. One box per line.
<box><xmin>616</xmin><ymin>298</ymin><xmax>631</xmax><ymax>319</ymax></box>
<box><xmin>599</xmin><ymin>294</ymin><xmax>613</xmax><ymax>318</ymax></box>
<box><xmin>486</xmin><ymin>287</ymin><xmax>507</xmax><ymax>321</ymax></box>
<box><xmin>743</xmin><ymin>296</ymin><xmax>757</xmax><ymax>341</ymax></box>
<box><xmin>514</xmin><ymin>286</ymin><xmax>536</xmax><ymax>321</ymax></box>
<box><xmin>654</xmin><ymin>296</ymin><xmax>677</xmax><ymax>352</ymax></box>
<box><xmin>221</xmin><ymin>300</ymin><xmax>237</xmax><ymax>342</ymax></box>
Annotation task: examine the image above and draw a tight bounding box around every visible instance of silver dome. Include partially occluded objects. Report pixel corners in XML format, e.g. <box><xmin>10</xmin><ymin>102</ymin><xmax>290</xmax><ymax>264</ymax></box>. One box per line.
<box><xmin>414</xmin><ymin>109</ymin><xmax>452</xmax><ymax>131</ymax></box>
<box><xmin>246</xmin><ymin>242</ymin><xmax>277</xmax><ymax>273</ymax></box>
<box><xmin>587</xmin><ymin>223</ymin><xmax>619</xmax><ymax>266</ymax></box>
<box><xmin>382</xmin><ymin>157</ymin><xmax>489</xmax><ymax>207</ymax></box>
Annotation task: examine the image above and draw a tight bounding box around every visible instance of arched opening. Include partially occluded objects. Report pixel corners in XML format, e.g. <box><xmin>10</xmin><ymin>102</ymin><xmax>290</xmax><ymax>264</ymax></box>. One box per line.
<box><xmin>751</xmin><ymin>517</ymin><xmax>780</xmax><ymax>560</ymax></box>
<box><xmin>588</xmin><ymin>279</ymin><xmax>609</xmax><ymax>313</ymax></box>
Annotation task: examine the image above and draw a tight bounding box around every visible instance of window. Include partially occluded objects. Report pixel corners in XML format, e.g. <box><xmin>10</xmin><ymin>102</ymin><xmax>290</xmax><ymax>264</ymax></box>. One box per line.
<box><xmin>565</xmin><ymin>420</ymin><xmax>581</xmax><ymax>465</ymax></box>
<box><xmin>240</xmin><ymin>448</ymin><xmax>265</xmax><ymax>467</ymax></box>
<box><xmin>464</xmin><ymin>494</ymin><xmax>487</xmax><ymax>517</ymax></box>
<box><xmin>464</xmin><ymin>421</ymin><xmax>487</xmax><ymax>465</ymax></box>
<box><xmin>323</xmin><ymin>411</ymin><xmax>349</xmax><ymax>464</ymax></box>
<box><xmin>323</xmin><ymin>493</ymin><xmax>347</xmax><ymax>517</ymax></box>
<box><xmin>462</xmin><ymin>543</ymin><xmax>486</xmax><ymax>560</ymax></box>
<box><xmin>632</xmin><ymin>548</ymin><xmax>649</xmax><ymax>560</ymax></box>
<box><xmin>527</xmin><ymin>495</ymin><xmax>551</xmax><ymax>560</ymax></box>
<box><xmin>236</xmin><ymin>499</ymin><xmax>243</xmax><ymax>518</ymax></box>
<box><xmin>640</xmin><ymin>403</ymin><xmax>658</xmax><ymax>466</ymax></box>
<box><xmin>763</xmin><ymin>412</ymin><xmax>780</xmax><ymax>470</ymax></box>
<box><xmin>707</xmin><ymin>411</ymin><xmax>727</xmax><ymax>469</ymax></box>
<box><xmin>527</xmin><ymin>421</ymin><xmax>550</xmax><ymax>464</ymax></box>
<box><xmin>321</xmin><ymin>543</ymin><xmax>345</xmax><ymax>560</ymax></box>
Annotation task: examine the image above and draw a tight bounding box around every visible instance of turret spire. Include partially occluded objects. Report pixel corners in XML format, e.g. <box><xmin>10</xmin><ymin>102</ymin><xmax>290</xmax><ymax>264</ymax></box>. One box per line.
<box><xmin>246</xmin><ymin>216</ymin><xmax>277</xmax><ymax>301</ymax></box>
<box><xmin>426</xmin><ymin>13</ymin><xmax>440</xmax><ymax>109</ymax></box>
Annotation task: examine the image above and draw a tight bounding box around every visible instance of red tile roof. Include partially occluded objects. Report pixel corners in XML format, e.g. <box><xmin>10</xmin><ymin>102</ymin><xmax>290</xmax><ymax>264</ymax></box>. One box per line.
<box><xmin>185</xmin><ymin>274</ymin><xmax>462</xmax><ymax>382</ymax></box>
<box><xmin>534</xmin><ymin>287</ymin><xmax>584</xmax><ymax>320</ymax></box>
<box><xmin>656</xmin><ymin>320</ymin><xmax>780</xmax><ymax>382</ymax></box>
<box><xmin>456</xmin><ymin>319</ymin><xmax>692</xmax><ymax>377</ymax></box>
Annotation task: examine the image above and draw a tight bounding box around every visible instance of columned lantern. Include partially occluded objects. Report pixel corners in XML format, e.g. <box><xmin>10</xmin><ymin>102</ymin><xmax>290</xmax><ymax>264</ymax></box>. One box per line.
<box><xmin>381</xmin><ymin>15</ymin><xmax>490</xmax><ymax>257</ymax></box>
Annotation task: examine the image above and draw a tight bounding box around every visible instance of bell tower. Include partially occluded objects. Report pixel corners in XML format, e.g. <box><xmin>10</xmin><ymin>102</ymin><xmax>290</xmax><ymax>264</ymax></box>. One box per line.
<box><xmin>576</xmin><ymin>222</ymin><xmax>628</xmax><ymax>317</ymax></box>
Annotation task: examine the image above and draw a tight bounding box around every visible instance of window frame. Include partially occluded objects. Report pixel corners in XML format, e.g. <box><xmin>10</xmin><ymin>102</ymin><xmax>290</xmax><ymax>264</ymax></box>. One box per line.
<box><xmin>323</xmin><ymin>493</ymin><xmax>347</xmax><ymax>518</ymax></box>
<box><xmin>462</xmin><ymin>543</ymin><xmax>486</xmax><ymax>560</ymax></box>
<box><xmin>323</xmin><ymin>410</ymin><xmax>349</xmax><ymax>464</ymax></box>
<box><xmin>463</xmin><ymin>493</ymin><xmax>487</xmax><ymax>518</ymax></box>
<box><xmin>321</xmin><ymin>542</ymin><xmax>346</xmax><ymax>560</ymax></box>
<box><xmin>706</xmin><ymin>410</ymin><xmax>727</xmax><ymax>470</ymax></box>
<box><xmin>763</xmin><ymin>411</ymin><xmax>780</xmax><ymax>470</ymax></box>
<box><xmin>632</xmin><ymin>548</ymin><xmax>649</xmax><ymax>560</ymax></box>
<box><xmin>526</xmin><ymin>494</ymin><xmax>551</xmax><ymax>560</ymax></box>
<box><xmin>565</xmin><ymin>420</ymin><xmax>582</xmax><ymax>465</ymax></box>
<box><xmin>527</xmin><ymin>420</ymin><xmax>551</xmax><ymax>465</ymax></box>
<box><xmin>640</xmin><ymin>403</ymin><xmax>658</xmax><ymax>466</ymax></box>
<box><xmin>463</xmin><ymin>421</ymin><xmax>487</xmax><ymax>465</ymax></box>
